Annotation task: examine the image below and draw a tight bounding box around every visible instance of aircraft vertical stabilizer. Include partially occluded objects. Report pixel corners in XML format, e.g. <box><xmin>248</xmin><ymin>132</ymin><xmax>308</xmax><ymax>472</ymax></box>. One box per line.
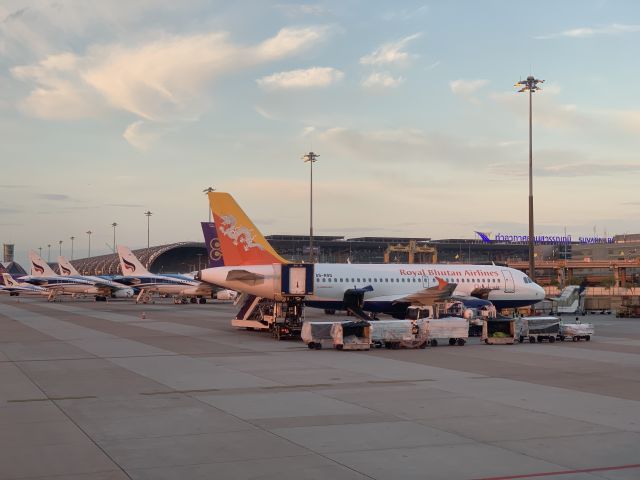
<box><xmin>28</xmin><ymin>250</ymin><xmax>57</xmax><ymax>277</ymax></box>
<box><xmin>58</xmin><ymin>256</ymin><xmax>80</xmax><ymax>276</ymax></box>
<box><xmin>116</xmin><ymin>245</ymin><xmax>151</xmax><ymax>276</ymax></box>
<box><xmin>208</xmin><ymin>192</ymin><xmax>289</xmax><ymax>266</ymax></box>
<box><xmin>2</xmin><ymin>273</ymin><xmax>19</xmax><ymax>287</ymax></box>
<box><xmin>201</xmin><ymin>222</ymin><xmax>225</xmax><ymax>268</ymax></box>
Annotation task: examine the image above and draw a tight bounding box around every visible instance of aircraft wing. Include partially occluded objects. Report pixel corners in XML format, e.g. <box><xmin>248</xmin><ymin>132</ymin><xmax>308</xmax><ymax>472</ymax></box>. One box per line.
<box><xmin>367</xmin><ymin>278</ymin><xmax>457</xmax><ymax>306</ymax></box>
<box><xmin>469</xmin><ymin>287</ymin><xmax>492</xmax><ymax>300</ymax></box>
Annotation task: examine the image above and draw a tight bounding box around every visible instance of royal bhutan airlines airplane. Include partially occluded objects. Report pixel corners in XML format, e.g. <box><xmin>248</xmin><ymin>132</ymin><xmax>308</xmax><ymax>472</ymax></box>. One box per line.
<box><xmin>197</xmin><ymin>192</ymin><xmax>545</xmax><ymax>317</ymax></box>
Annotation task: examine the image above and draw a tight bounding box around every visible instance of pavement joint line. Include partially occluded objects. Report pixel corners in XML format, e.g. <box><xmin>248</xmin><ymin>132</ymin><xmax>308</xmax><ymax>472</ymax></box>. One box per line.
<box><xmin>7</xmin><ymin>395</ymin><xmax>98</xmax><ymax>403</ymax></box>
<box><xmin>471</xmin><ymin>462</ymin><xmax>640</xmax><ymax>480</ymax></box>
<box><xmin>6</xmin><ymin>356</ymin><xmax>135</xmax><ymax>480</ymax></box>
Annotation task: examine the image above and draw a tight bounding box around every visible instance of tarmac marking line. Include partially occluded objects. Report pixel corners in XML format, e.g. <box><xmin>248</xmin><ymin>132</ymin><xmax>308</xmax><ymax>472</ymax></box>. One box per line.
<box><xmin>472</xmin><ymin>463</ymin><xmax>640</xmax><ymax>479</ymax></box>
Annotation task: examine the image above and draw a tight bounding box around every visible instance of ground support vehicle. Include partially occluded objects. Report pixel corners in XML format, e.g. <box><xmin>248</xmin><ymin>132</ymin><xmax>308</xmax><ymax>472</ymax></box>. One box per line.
<box><xmin>616</xmin><ymin>296</ymin><xmax>640</xmax><ymax>318</ymax></box>
<box><xmin>519</xmin><ymin>316</ymin><xmax>560</xmax><ymax>343</ymax></box>
<box><xmin>370</xmin><ymin>320</ymin><xmax>428</xmax><ymax>349</ymax></box>
<box><xmin>422</xmin><ymin>317</ymin><xmax>469</xmax><ymax>347</ymax></box>
<box><xmin>302</xmin><ymin>321</ymin><xmax>345</xmax><ymax>349</ymax></box>
<box><xmin>232</xmin><ymin>295</ymin><xmax>305</xmax><ymax>340</ymax></box>
<box><xmin>559</xmin><ymin>322</ymin><xmax>594</xmax><ymax>342</ymax></box>
<box><xmin>330</xmin><ymin>321</ymin><xmax>371</xmax><ymax>350</ymax></box>
<box><xmin>481</xmin><ymin>318</ymin><xmax>522</xmax><ymax>345</ymax></box>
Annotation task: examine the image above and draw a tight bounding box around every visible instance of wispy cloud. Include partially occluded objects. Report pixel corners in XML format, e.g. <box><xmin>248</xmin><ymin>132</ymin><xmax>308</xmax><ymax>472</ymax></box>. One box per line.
<box><xmin>257</xmin><ymin>67</ymin><xmax>343</xmax><ymax>90</ymax></box>
<box><xmin>37</xmin><ymin>193</ymin><xmax>70</xmax><ymax>201</ymax></box>
<box><xmin>536</xmin><ymin>23</ymin><xmax>640</xmax><ymax>39</ymax></box>
<box><xmin>489</xmin><ymin>160</ymin><xmax>640</xmax><ymax>177</ymax></box>
<box><xmin>362</xmin><ymin>72</ymin><xmax>404</xmax><ymax>89</ymax></box>
<box><xmin>450</xmin><ymin>79</ymin><xmax>489</xmax><ymax>96</ymax></box>
<box><xmin>360</xmin><ymin>33</ymin><xmax>421</xmax><ymax>66</ymax></box>
<box><xmin>105</xmin><ymin>203</ymin><xmax>144</xmax><ymax>208</ymax></box>
<box><xmin>12</xmin><ymin>26</ymin><xmax>332</xmax><ymax>147</ymax></box>
<box><xmin>275</xmin><ymin>4</ymin><xmax>326</xmax><ymax>17</ymax></box>
<box><xmin>381</xmin><ymin>5</ymin><xmax>428</xmax><ymax>22</ymax></box>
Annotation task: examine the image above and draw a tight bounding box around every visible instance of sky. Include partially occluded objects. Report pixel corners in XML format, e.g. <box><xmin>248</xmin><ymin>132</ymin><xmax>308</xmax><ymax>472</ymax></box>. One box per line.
<box><xmin>1</xmin><ymin>0</ymin><xmax>639</xmax><ymax>267</ymax></box>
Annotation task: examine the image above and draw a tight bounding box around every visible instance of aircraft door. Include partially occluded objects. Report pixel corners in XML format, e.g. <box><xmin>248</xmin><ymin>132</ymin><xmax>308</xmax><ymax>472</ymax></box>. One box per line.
<box><xmin>501</xmin><ymin>270</ymin><xmax>515</xmax><ymax>293</ymax></box>
<box><xmin>422</xmin><ymin>276</ymin><xmax>430</xmax><ymax>288</ymax></box>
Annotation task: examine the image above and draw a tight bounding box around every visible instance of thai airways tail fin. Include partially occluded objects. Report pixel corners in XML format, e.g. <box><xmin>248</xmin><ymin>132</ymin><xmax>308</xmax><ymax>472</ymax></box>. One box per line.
<box><xmin>201</xmin><ymin>222</ymin><xmax>225</xmax><ymax>268</ymax></box>
<box><xmin>28</xmin><ymin>250</ymin><xmax>57</xmax><ymax>277</ymax></box>
<box><xmin>207</xmin><ymin>192</ymin><xmax>289</xmax><ymax>266</ymax></box>
<box><xmin>57</xmin><ymin>256</ymin><xmax>80</xmax><ymax>276</ymax></box>
<box><xmin>116</xmin><ymin>245</ymin><xmax>150</xmax><ymax>276</ymax></box>
<box><xmin>2</xmin><ymin>273</ymin><xmax>19</xmax><ymax>287</ymax></box>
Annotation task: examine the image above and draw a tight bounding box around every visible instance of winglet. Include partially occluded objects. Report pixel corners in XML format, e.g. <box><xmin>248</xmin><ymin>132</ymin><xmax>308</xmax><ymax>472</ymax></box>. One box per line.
<box><xmin>116</xmin><ymin>245</ymin><xmax>151</xmax><ymax>276</ymax></box>
<box><xmin>208</xmin><ymin>192</ymin><xmax>289</xmax><ymax>266</ymax></box>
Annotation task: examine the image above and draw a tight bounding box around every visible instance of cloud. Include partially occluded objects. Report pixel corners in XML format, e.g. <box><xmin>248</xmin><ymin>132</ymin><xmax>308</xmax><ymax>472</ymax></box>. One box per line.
<box><xmin>536</xmin><ymin>23</ymin><xmax>640</xmax><ymax>39</ymax></box>
<box><xmin>360</xmin><ymin>33</ymin><xmax>421</xmax><ymax>66</ymax></box>
<box><xmin>450</xmin><ymin>79</ymin><xmax>489</xmax><ymax>97</ymax></box>
<box><xmin>255</xmin><ymin>105</ymin><xmax>279</xmax><ymax>120</ymax></box>
<box><xmin>381</xmin><ymin>5</ymin><xmax>429</xmax><ymax>22</ymax></box>
<box><xmin>123</xmin><ymin>121</ymin><xmax>174</xmax><ymax>150</ymax></box>
<box><xmin>362</xmin><ymin>72</ymin><xmax>404</xmax><ymax>89</ymax></box>
<box><xmin>257</xmin><ymin>67</ymin><xmax>343</xmax><ymax>90</ymax></box>
<box><xmin>105</xmin><ymin>203</ymin><xmax>145</xmax><ymax>208</ymax></box>
<box><xmin>275</xmin><ymin>4</ymin><xmax>326</xmax><ymax>17</ymax></box>
<box><xmin>0</xmin><ymin>207</ymin><xmax>22</xmax><ymax>214</ymax></box>
<box><xmin>488</xmin><ymin>158</ymin><xmax>640</xmax><ymax>178</ymax></box>
<box><xmin>318</xmin><ymin>127</ymin><xmax>508</xmax><ymax>166</ymax></box>
<box><xmin>37</xmin><ymin>193</ymin><xmax>70</xmax><ymax>201</ymax></box>
<box><xmin>12</xmin><ymin>26</ymin><xmax>331</xmax><ymax>146</ymax></box>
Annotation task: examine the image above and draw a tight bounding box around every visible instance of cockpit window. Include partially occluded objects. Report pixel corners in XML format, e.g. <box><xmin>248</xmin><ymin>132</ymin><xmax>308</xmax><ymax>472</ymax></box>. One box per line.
<box><xmin>523</xmin><ymin>276</ymin><xmax>532</xmax><ymax>284</ymax></box>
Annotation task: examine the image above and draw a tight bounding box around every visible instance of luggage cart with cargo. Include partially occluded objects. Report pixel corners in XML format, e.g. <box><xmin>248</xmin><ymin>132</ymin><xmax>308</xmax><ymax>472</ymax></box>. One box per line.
<box><xmin>423</xmin><ymin>317</ymin><xmax>469</xmax><ymax>347</ymax></box>
<box><xmin>481</xmin><ymin>318</ymin><xmax>523</xmax><ymax>345</ymax></box>
<box><xmin>559</xmin><ymin>322</ymin><xmax>594</xmax><ymax>342</ymax></box>
<box><xmin>370</xmin><ymin>320</ymin><xmax>428</xmax><ymax>349</ymax></box>
<box><xmin>302</xmin><ymin>321</ymin><xmax>344</xmax><ymax>350</ymax></box>
<box><xmin>330</xmin><ymin>321</ymin><xmax>371</xmax><ymax>350</ymax></box>
<box><xmin>519</xmin><ymin>316</ymin><xmax>560</xmax><ymax>343</ymax></box>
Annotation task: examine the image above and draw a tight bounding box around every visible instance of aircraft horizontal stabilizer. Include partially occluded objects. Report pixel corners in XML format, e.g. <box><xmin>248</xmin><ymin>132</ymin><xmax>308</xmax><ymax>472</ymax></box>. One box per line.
<box><xmin>226</xmin><ymin>269</ymin><xmax>265</xmax><ymax>284</ymax></box>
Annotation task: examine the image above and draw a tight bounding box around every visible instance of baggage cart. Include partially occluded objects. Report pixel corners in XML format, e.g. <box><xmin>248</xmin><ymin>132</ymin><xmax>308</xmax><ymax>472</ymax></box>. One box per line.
<box><xmin>331</xmin><ymin>321</ymin><xmax>371</xmax><ymax>350</ymax></box>
<box><xmin>481</xmin><ymin>318</ymin><xmax>521</xmax><ymax>345</ymax></box>
<box><xmin>559</xmin><ymin>322</ymin><xmax>594</xmax><ymax>342</ymax></box>
<box><xmin>302</xmin><ymin>321</ymin><xmax>344</xmax><ymax>350</ymax></box>
<box><xmin>370</xmin><ymin>320</ymin><xmax>428</xmax><ymax>349</ymax></box>
<box><xmin>423</xmin><ymin>317</ymin><xmax>469</xmax><ymax>346</ymax></box>
<box><xmin>519</xmin><ymin>316</ymin><xmax>560</xmax><ymax>343</ymax></box>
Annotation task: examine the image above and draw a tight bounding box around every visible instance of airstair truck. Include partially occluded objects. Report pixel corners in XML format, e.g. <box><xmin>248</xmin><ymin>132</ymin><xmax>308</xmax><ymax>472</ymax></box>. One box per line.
<box><xmin>231</xmin><ymin>263</ymin><xmax>314</xmax><ymax>339</ymax></box>
<box><xmin>551</xmin><ymin>285</ymin><xmax>586</xmax><ymax>315</ymax></box>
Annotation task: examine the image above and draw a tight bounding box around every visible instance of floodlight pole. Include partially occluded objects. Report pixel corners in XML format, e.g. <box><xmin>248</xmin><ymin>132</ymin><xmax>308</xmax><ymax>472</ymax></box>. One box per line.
<box><xmin>70</xmin><ymin>236</ymin><xmax>75</xmax><ymax>260</ymax></box>
<box><xmin>111</xmin><ymin>223</ymin><xmax>118</xmax><ymax>253</ymax></box>
<box><xmin>203</xmin><ymin>187</ymin><xmax>216</xmax><ymax>222</ymax></box>
<box><xmin>86</xmin><ymin>230</ymin><xmax>92</xmax><ymax>258</ymax></box>
<box><xmin>303</xmin><ymin>152</ymin><xmax>319</xmax><ymax>263</ymax></box>
<box><xmin>515</xmin><ymin>75</ymin><xmax>544</xmax><ymax>282</ymax></box>
<box><xmin>58</xmin><ymin>240</ymin><xmax>62</xmax><ymax>257</ymax></box>
<box><xmin>144</xmin><ymin>211</ymin><xmax>152</xmax><ymax>249</ymax></box>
